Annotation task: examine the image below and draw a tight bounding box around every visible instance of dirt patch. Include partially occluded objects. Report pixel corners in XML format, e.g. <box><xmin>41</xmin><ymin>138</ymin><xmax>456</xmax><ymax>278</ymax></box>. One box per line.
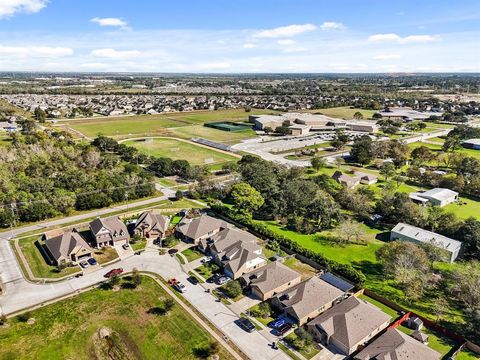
<box><xmin>89</xmin><ymin>327</ymin><xmax>143</xmax><ymax>360</ymax></box>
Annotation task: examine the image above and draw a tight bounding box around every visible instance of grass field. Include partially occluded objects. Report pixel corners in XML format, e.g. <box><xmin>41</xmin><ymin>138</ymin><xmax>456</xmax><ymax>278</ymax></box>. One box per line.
<box><xmin>62</xmin><ymin>108</ymin><xmax>273</xmax><ymax>139</ymax></box>
<box><xmin>124</xmin><ymin>138</ymin><xmax>239</xmax><ymax>166</ymax></box>
<box><xmin>181</xmin><ymin>247</ymin><xmax>204</xmax><ymax>262</ymax></box>
<box><xmin>0</xmin><ymin>276</ymin><xmax>234</xmax><ymax>360</ymax></box>
<box><xmin>408</xmin><ymin>141</ymin><xmax>480</xmax><ymax>160</ymax></box>
<box><xmin>167</xmin><ymin>125</ymin><xmax>257</xmax><ymax>145</ymax></box>
<box><xmin>303</xmin><ymin>106</ymin><xmax>376</xmax><ymax>119</ymax></box>
<box><xmin>0</xmin><ymin>134</ymin><xmax>12</xmax><ymax>147</ymax></box>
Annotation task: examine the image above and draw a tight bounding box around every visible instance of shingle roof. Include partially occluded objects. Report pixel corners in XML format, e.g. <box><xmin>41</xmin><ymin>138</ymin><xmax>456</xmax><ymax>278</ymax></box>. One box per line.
<box><xmin>134</xmin><ymin>210</ymin><xmax>170</xmax><ymax>234</ymax></box>
<box><xmin>241</xmin><ymin>261</ymin><xmax>301</xmax><ymax>294</ymax></box>
<box><xmin>44</xmin><ymin>230</ymin><xmax>92</xmax><ymax>261</ymax></box>
<box><xmin>210</xmin><ymin>228</ymin><xmax>257</xmax><ymax>253</ymax></box>
<box><xmin>176</xmin><ymin>214</ymin><xmax>229</xmax><ymax>240</ymax></box>
<box><xmin>223</xmin><ymin>242</ymin><xmax>265</xmax><ymax>274</ymax></box>
<box><xmin>276</xmin><ymin>277</ymin><xmax>344</xmax><ymax>321</ymax></box>
<box><xmin>308</xmin><ymin>296</ymin><xmax>391</xmax><ymax>350</ymax></box>
<box><xmin>90</xmin><ymin>216</ymin><xmax>128</xmax><ymax>236</ymax></box>
<box><xmin>355</xmin><ymin>328</ymin><xmax>441</xmax><ymax>360</ymax></box>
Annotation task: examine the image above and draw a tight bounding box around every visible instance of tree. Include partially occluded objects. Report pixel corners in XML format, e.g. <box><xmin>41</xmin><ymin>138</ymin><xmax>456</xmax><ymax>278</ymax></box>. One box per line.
<box><xmin>432</xmin><ymin>296</ymin><xmax>449</xmax><ymax>321</ymax></box>
<box><xmin>175</xmin><ymin>190</ymin><xmax>184</xmax><ymax>200</ymax></box>
<box><xmin>379</xmin><ymin>162</ymin><xmax>396</xmax><ymax>182</ymax></box>
<box><xmin>311</xmin><ymin>157</ymin><xmax>326</xmax><ymax>171</ymax></box>
<box><xmin>331</xmin><ymin>131</ymin><xmax>350</xmax><ymax>151</ymax></box>
<box><xmin>304</xmin><ymin>191</ymin><xmax>342</xmax><ymax>232</ymax></box>
<box><xmin>375</xmin><ymin>192</ymin><xmax>424</xmax><ymax>226</ymax></box>
<box><xmin>338</xmin><ymin>219</ymin><xmax>367</xmax><ymax>245</ymax></box>
<box><xmin>350</xmin><ymin>135</ymin><xmax>374</xmax><ymax>165</ymax></box>
<box><xmin>163</xmin><ymin>298</ymin><xmax>175</xmax><ymax>313</ymax></box>
<box><xmin>131</xmin><ymin>267</ymin><xmax>142</xmax><ymax>287</ymax></box>
<box><xmin>376</xmin><ymin>241</ymin><xmax>431</xmax><ymax>299</ymax></box>
<box><xmin>221</xmin><ymin>280</ymin><xmax>242</xmax><ymax>298</ymax></box>
<box><xmin>456</xmin><ymin>217</ymin><xmax>480</xmax><ymax>259</ymax></box>
<box><xmin>34</xmin><ymin>107</ymin><xmax>46</xmax><ymax>122</ymax></box>
<box><xmin>353</xmin><ymin>111</ymin><xmax>364</xmax><ymax>120</ymax></box>
<box><xmin>443</xmin><ymin>135</ymin><xmax>462</xmax><ymax>152</ymax></box>
<box><xmin>372</xmin><ymin>113</ymin><xmax>382</xmax><ymax>119</ymax></box>
<box><xmin>411</xmin><ymin>146</ymin><xmax>436</xmax><ymax>166</ymax></box>
<box><xmin>230</xmin><ymin>182</ymin><xmax>264</xmax><ymax>216</ymax></box>
<box><xmin>274</xmin><ymin>125</ymin><xmax>290</xmax><ymax>136</ymax></box>
<box><xmin>451</xmin><ymin>261</ymin><xmax>480</xmax><ymax>310</ymax></box>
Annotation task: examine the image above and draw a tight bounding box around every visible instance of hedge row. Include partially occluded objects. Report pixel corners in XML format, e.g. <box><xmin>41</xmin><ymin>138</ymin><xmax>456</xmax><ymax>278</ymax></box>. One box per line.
<box><xmin>211</xmin><ymin>204</ymin><xmax>366</xmax><ymax>286</ymax></box>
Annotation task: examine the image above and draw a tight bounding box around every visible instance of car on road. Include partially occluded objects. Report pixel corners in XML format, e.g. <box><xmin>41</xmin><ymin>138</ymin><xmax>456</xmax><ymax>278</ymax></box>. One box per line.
<box><xmin>79</xmin><ymin>260</ymin><xmax>89</xmax><ymax>268</ymax></box>
<box><xmin>174</xmin><ymin>282</ymin><xmax>186</xmax><ymax>293</ymax></box>
<box><xmin>238</xmin><ymin>317</ymin><xmax>255</xmax><ymax>333</ymax></box>
<box><xmin>75</xmin><ymin>273</ymin><xmax>83</xmax><ymax>278</ymax></box>
<box><xmin>87</xmin><ymin>258</ymin><xmax>97</xmax><ymax>266</ymax></box>
<box><xmin>168</xmin><ymin>249</ymin><xmax>178</xmax><ymax>255</ymax></box>
<box><xmin>187</xmin><ymin>276</ymin><xmax>199</xmax><ymax>285</ymax></box>
<box><xmin>215</xmin><ymin>276</ymin><xmax>230</xmax><ymax>285</ymax></box>
<box><xmin>104</xmin><ymin>268</ymin><xmax>123</xmax><ymax>278</ymax></box>
<box><xmin>122</xmin><ymin>243</ymin><xmax>130</xmax><ymax>250</ymax></box>
<box><xmin>201</xmin><ymin>256</ymin><xmax>213</xmax><ymax>263</ymax></box>
<box><xmin>168</xmin><ymin>278</ymin><xmax>178</xmax><ymax>285</ymax></box>
<box><xmin>276</xmin><ymin>323</ymin><xmax>292</xmax><ymax>336</ymax></box>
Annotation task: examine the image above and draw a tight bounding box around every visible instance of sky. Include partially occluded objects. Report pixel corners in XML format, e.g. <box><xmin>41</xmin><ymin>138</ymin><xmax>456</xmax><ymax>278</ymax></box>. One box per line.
<box><xmin>0</xmin><ymin>0</ymin><xmax>479</xmax><ymax>73</ymax></box>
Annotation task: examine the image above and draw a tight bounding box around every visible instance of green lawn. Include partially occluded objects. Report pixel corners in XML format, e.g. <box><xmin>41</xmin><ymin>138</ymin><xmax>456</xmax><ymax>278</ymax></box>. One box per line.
<box><xmin>167</xmin><ymin>125</ymin><xmax>257</xmax><ymax>145</ymax></box>
<box><xmin>284</xmin><ymin>332</ymin><xmax>320</xmax><ymax>359</ymax></box>
<box><xmin>303</xmin><ymin>106</ymin><xmax>376</xmax><ymax>119</ymax></box>
<box><xmin>17</xmin><ymin>236</ymin><xmax>80</xmax><ymax>279</ymax></box>
<box><xmin>282</xmin><ymin>257</ymin><xmax>317</xmax><ymax>280</ymax></box>
<box><xmin>124</xmin><ymin>138</ymin><xmax>239</xmax><ymax>166</ymax></box>
<box><xmin>0</xmin><ymin>276</ymin><xmax>234</xmax><ymax>360</ymax></box>
<box><xmin>0</xmin><ymin>135</ymin><xmax>11</xmax><ymax>147</ymax></box>
<box><xmin>195</xmin><ymin>263</ymin><xmax>221</xmax><ymax>279</ymax></box>
<box><xmin>63</xmin><ymin>108</ymin><xmax>273</xmax><ymax>139</ymax></box>
<box><xmin>181</xmin><ymin>247</ymin><xmax>204</xmax><ymax>262</ymax></box>
<box><xmin>408</xmin><ymin>141</ymin><xmax>480</xmax><ymax>160</ymax></box>
<box><xmin>130</xmin><ymin>238</ymin><xmax>147</xmax><ymax>251</ymax></box>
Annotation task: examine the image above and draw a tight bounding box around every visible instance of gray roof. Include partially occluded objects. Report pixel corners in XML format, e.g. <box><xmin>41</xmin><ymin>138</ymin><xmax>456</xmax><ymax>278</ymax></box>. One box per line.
<box><xmin>355</xmin><ymin>328</ymin><xmax>441</xmax><ymax>360</ymax></box>
<box><xmin>241</xmin><ymin>261</ymin><xmax>301</xmax><ymax>294</ymax></box>
<box><xmin>90</xmin><ymin>216</ymin><xmax>128</xmax><ymax>237</ymax></box>
<box><xmin>210</xmin><ymin>227</ymin><xmax>257</xmax><ymax>253</ymax></box>
<box><xmin>391</xmin><ymin>223</ymin><xmax>463</xmax><ymax>253</ymax></box>
<box><xmin>275</xmin><ymin>277</ymin><xmax>344</xmax><ymax>321</ymax></box>
<box><xmin>320</xmin><ymin>272</ymin><xmax>355</xmax><ymax>292</ymax></box>
<box><xmin>44</xmin><ymin>230</ymin><xmax>92</xmax><ymax>261</ymax></box>
<box><xmin>223</xmin><ymin>242</ymin><xmax>265</xmax><ymax>274</ymax></box>
<box><xmin>176</xmin><ymin>214</ymin><xmax>229</xmax><ymax>240</ymax></box>
<box><xmin>412</xmin><ymin>188</ymin><xmax>458</xmax><ymax>202</ymax></box>
<box><xmin>133</xmin><ymin>210</ymin><xmax>170</xmax><ymax>234</ymax></box>
<box><xmin>463</xmin><ymin>138</ymin><xmax>480</xmax><ymax>146</ymax></box>
<box><xmin>308</xmin><ymin>296</ymin><xmax>391</xmax><ymax>350</ymax></box>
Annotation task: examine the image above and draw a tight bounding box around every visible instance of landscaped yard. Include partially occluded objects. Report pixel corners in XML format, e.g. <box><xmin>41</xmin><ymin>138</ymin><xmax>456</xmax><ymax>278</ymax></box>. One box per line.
<box><xmin>195</xmin><ymin>262</ymin><xmax>221</xmax><ymax>279</ymax></box>
<box><xmin>123</xmin><ymin>138</ymin><xmax>239</xmax><ymax>167</ymax></box>
<box><xmin>0</xmin><ymin>276</ymin><xmax>234</xmax><ymax>360</ymax></box>
<box><xmin>16</xmin><ymin>236</ymin><xmax>80</xmax><ymax>279</ymax></box>
<box><xmin>284</xmin><ymin>332</ymin><xmax>320</xmax><ymax>359</ymax></box>
<box><xmin>181</xmin><ymin>247</ymin><xmax>204</xmax><ymax>262</ymax></box>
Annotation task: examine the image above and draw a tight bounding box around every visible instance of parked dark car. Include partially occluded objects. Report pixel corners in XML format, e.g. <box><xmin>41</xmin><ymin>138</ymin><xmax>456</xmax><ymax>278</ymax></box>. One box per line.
<box><xmin>87</xmin><ymin>258</ymin><xmax>97</xmax><ymax>266</ymax></box>
<box><xmin>238</xmin><ymin>317</ymin><xmax>255</xmax><ymax>333</ymax></box>
<box><xmin>187</xmin><ymin>276</ymin><xmax>199</xmax><ymax>285</ymax></box>
<box><xmin>276</xmin><ymin>323</ymin><xmax>292</xmax><ymax>336</ymax></box>
<box><xmin>268</xmin><ymin>318</ymin><xmax>286</xmax><ymax>329</ymax></box>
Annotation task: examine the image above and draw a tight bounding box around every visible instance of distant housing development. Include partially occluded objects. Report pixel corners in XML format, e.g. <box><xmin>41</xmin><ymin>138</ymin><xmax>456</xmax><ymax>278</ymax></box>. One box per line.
<box><xmin>391</xmin><ymin>223</ymin><xmax>464</xmax><ymax>262</ymax></box>
<box><xmin>378</xmin><ymin>107</ymin><xmax>443</xmax><ymax>121</ymax></box>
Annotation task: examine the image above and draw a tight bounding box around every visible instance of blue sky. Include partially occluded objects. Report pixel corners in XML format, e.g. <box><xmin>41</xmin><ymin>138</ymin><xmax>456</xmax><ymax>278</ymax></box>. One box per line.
<box><xmin>0</xmin><ymin>0</ymin><xmax>479</xmax><ymax>72</ymax></box>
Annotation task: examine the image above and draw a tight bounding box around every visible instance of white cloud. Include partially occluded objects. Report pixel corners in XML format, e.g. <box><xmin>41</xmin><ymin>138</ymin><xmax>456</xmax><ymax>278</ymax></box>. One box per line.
<box><xmin>91</xmin><ymin>17</ymin><xmax>129</xmax><ymax>29</ymax></box>
<box><xmin>254</xmin><ymin>24</ymin><xmax>316</xmax><ymax>38</ymax></box>
<box><xmin>368</xmin><ymin>33</ymin><xmax>401</xmax><ymax>42</ymax></box>
<box><xmin>320</xmin><ymin>22</ymin><xmax>347</xmax><ymax>31</ymax></box>
<box><xmin>277</xmin><ymin>39</ymin><xmax>295</xmax><ymax>45</ymax></box>
<box><xmin>0</xmin><ymin>0</ymin><xmax>48</xmax><ymax>19</ymax></box>
<box><xmin>243</xmin><ymin>43</ymin><xmax>257</xmax><ymax>49</ymax></box>
<box><xmin>399</xmin><ymin>35</ymin><xmax>436</xmax><ymax>43</ymax></box>
<box><xmin>91</xmin><ymin>48</ymin><xmax>140</xmax><ymax>59</ymax></box>
<box><xmin>281</xmin><ymin>46</ymin><xmax>307</xmax><ymax>53</ymax></box>
<box><xmin>0</xmin><ymin>45</ymin><xmax>73</xmax><ymax>57</ymax></box>
<box><xmin>196</xmin><ymin>62</ymin><xmax>232</xmax><ymax>71</ymax></box>
<box><xmin>368</xmin><ymin>33</ymin><xmax>437</xmax><ymax>44</ymax></box>
<box><xmin>373</xmin><ymin>54</ymin><xmax>401</xmax><ymax>60</ymax></box>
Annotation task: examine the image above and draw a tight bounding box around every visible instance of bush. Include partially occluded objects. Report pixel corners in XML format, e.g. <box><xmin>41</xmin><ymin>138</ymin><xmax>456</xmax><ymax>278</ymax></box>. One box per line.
<box><xmin>17</xmin><ymin>311</ymin><xmax>32</xmax><ymax>322</ymax></box>
<box><xmin>250</xmin><ymin>302</ymin><xmax>272</xmax><ymax>318</ymax></box>
<box><xmin>221</xmin><ymin>280</ymin><xmax>242</xmax><ymax>298</ymax></box>
<box><xmin>175</xmin><ymin>190</ymin><xmax>183</xmax><ymax>200</ymax></box>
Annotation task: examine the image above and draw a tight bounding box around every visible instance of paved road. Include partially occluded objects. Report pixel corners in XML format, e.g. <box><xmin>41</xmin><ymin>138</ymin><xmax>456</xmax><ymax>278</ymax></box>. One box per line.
<box><xmin>0</xmin><ymin>247</ymin><xmax>288</xmax><ymax>360</ymax></box>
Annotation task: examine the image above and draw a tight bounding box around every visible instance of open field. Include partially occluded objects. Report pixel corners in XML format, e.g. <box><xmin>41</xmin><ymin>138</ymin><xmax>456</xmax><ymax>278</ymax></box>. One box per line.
<box><xmin>167</xmin><ymin>125</ymin><xmax>257</xmax><ymax>145</ymax></box>
<box><xmin>0</xmin><ymin>134</ymin><xmax>12</xmax><ymax>147</ymax></box>
<box><xmin>408</xmin><ymin>141</ymin><xmax>480</xmax><ymax>160</ymax></box>
<box><xmin>60</xmin><ymin>108</ymin><xmax>273</xmax><ymax>139</ymax></box>
<box><xmin>0</xmin><ymin>276</ymin><xmax>234</xmax><ymax>360</ymax></box>
<box><xmin>124</xmin><ymin>138</ymin><xmax>239</xmax><ymax>166</ymax></box>
<box><xmin>0</xmin><ymin>98</ymin><xmax>32</xmax><ymax>119</ymax></box>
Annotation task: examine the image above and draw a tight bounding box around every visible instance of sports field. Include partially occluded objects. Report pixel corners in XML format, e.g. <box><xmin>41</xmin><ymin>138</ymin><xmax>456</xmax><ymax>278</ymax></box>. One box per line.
<box><xmin>60</xmin><ymin>108</ymin><xmax>274</xmax><ymax>139</ymax></box>
<box><xmin>124</xmin><ymin>138</ymin><xmax>239</xmax><ymax>166</ymax></box>
<box><xmin>0</xmin><ymin>276</ymin><xmax>233</xmax><ymax>360</ymax></box>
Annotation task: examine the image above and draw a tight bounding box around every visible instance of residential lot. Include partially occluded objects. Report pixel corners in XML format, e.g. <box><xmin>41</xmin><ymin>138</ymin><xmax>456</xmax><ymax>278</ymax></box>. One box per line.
<box><xmin>0</xmin><ymin>276</ymin><xmax>235</xmax><ymax>360</ymax></box>
<box><xmin>124</xmin><ymin>137</ymin><xmax>239</xmax><ymax>166</ymax></box>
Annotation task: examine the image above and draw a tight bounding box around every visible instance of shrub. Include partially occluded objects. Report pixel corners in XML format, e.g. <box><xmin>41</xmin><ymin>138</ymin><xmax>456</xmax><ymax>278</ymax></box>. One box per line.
<box><xmin>221</xmin><ymin>280</ymin><xmax>242</xmax><ymax>298</ymax></box>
